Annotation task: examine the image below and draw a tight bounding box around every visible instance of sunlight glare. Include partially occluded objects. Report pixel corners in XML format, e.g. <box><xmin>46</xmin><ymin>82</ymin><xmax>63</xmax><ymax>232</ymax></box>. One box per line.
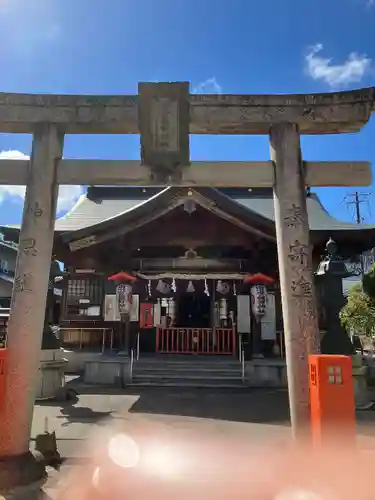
<box><xmin>142</xmin><ymin>443</ymin><xmax>186</xmax><ymax>479</ymax></box>
<box><xmin>107</xmin><ymin>433</ymin><xmax>140</xmax><ymax>468</ymax></box>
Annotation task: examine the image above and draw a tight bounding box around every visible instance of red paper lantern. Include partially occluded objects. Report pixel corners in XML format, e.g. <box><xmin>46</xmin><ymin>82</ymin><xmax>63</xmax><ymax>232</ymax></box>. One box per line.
<box><xmin>244</xmin><ymin>273</ymin><xmax>274</xmax><ymax>285</ymax></box>
<box><xmin>108</xmin><ymin>271</ymin><xmax>137</xmax><ymax>282</ymax></box>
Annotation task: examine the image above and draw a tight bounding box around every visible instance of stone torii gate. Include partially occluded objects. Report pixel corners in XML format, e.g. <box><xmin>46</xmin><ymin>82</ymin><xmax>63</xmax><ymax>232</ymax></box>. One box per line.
<box><xmin>0</xmin><ymin>83</ymin><xmax>373</xmax><ymax>487</ymax></box>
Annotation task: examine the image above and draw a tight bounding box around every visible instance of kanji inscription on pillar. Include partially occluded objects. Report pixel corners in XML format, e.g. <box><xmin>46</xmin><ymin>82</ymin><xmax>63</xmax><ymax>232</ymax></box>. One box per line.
<box><xmin>291</xmin><ymin>276</ymin><xmax>313</xmax><ymax>297</ymax></box>
<box><xmin>284</xmin><ymin>204</ymin><xmax>303</xmax><ymax>228</ymax></box>
<box><xmin>14</xmin><ymin>272</ymin><xmax>33</xmax><ymax>293</ymax></box>
<box><xmin>20</xmin><ymin>237</ymin><xmax>37</xmax><ymax>256</ymax></box>
<box><xmin>288</xmin><ymin>240</ymin><xmax>308</xmax><ymax>266</ymax></box>
<box><xmin>25</xmin><ymin>201</ymin><xmax>43</xmax><ymax>218</ymax></box>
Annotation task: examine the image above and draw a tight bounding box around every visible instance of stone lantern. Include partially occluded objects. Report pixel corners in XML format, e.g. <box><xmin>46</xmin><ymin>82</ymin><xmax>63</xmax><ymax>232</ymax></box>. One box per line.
<box><xmin>41</xmin><ymin>258</ymin><xmax>62</xmax><ymax>350</ymax></box>
<box><xmin>315</xmin><ymin>238</ymin><xmax>356</xmax><ymax>355</ymax></box>
<box><xmin>36</xmin><ymin>258</ymin><xmax>67</xmax><ymax>400</ymax></box>
<box><xmin>316</xmin><ymin>238</ymin><xmax>373</xmax><ymax>409</ymax></box>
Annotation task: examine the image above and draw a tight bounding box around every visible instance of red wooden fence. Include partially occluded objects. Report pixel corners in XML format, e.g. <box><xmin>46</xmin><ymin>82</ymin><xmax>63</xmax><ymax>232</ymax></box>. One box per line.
<box><xmin>155</xmin><ymin>327</ymin><xmax>236</xmax><ymax>355</ymax></box>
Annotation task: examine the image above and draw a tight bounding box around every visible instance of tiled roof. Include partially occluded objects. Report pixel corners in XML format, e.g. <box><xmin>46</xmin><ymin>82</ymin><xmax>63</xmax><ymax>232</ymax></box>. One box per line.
<box><xmin>234</xmin><ymin>194</ymin><xmax>375</xmax><ymax>231</ymax></box>
<box><xmin>3</xmin><ymin>187</ymin><xmax>375</xmax><ymax>234</ymax></box>
<box><xmin>55</xmin><ymin>195</ymin><xmax>145</xmax><ymax>231</ymax></box>
<box><xmin>54</xmin><ymin>187</ymin><xmax>375</xmax><ymax>233</ymax></box>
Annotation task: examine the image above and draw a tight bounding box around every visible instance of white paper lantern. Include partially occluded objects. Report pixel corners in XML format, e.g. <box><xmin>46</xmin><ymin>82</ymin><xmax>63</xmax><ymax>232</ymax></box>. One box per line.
<box><xmin>250</xmin><ymin>284</ymin><xmax>267</xmax><ymax>320</ymax></box>
<box><xmin>116</xmin><ymin>284</ymin><xmax>133</xmax><ymax>315</ymax></box>
<box><xmin>168</xmin><ymin>298</ymin><xmax>176</xmax><ymax>324</ymax></box>
<box><xmin>219</xmin><ymin>298</ymin><xmax>227</xmax><ymax>320</ymax></box>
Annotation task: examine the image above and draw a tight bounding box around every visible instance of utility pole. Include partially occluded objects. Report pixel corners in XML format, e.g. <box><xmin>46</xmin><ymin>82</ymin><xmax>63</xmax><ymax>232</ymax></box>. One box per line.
<box><xmin>345</xmin><ymin>191</ymin><xmax>371</xmax><ymax>225</ymax></box>
<box><xmin>355</xmin><ymin>191</ymin><xmax>361</xmax><ymax>224</ymax></box>
<box><xmin>345</xmin><ymin>191</ymin><xmax>371</xmax><ymax>274</ymax></box>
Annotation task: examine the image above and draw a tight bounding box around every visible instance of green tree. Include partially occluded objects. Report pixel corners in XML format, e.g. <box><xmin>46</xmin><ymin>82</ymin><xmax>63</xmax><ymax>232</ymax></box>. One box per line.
<box><xmin>362</xmin><ymin>263</ymin><xmax>375</xmax><ymax>300</ymax></box>
<box><xmin>340</xmin><ymin>285</ymin><xmax>375</xmax><ymax>337</ymax></box>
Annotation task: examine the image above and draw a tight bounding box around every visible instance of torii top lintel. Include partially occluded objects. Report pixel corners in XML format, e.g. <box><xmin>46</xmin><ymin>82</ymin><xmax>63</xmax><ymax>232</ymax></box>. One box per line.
<box><xmin>0</xmin><ymin>82</ymin><xmax>374</xmax><ymax>135</ymax></box>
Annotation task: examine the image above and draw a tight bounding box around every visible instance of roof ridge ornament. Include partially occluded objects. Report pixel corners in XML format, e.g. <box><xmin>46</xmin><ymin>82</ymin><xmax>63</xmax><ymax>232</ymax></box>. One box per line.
<box><xmin>183</xmin><ymin>248</ymin><xmax>199</xmax><ymax>259</ymax></box>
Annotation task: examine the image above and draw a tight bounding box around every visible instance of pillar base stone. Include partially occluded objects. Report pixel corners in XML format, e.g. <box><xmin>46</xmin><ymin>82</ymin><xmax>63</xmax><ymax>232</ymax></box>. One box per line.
<box><xmin>0</xmin><ymin>451</ymin><xmax>46</xmax><ymax>498</ymax></box>
<box><xmin>84</xmin><ymin>357</ymin><xmax>131</xmax><ymax>386</ymax></box>
<box><xmin>117</xmin><ymin>351</ymin><xmax>129</xmax><ymax>357</ymax></box>
<box><xmin>352</xmin><ymin>354</ymin><xmax>375</xmax><ymax>410</ymax></box>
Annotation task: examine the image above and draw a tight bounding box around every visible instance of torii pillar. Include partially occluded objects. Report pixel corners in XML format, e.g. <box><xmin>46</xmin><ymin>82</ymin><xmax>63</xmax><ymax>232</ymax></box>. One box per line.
<box><xmin>0</xmin><ymin>124</ymin><xmax>64</xmax><ymax>493</ymax></box>
<box><xmin>270</xmin><ymin>123</ymin><xmax>320</xmax><ymax>439</ymax></box>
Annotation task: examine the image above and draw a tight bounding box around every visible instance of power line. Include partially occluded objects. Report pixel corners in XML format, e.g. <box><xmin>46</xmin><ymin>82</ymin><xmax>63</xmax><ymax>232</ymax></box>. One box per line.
<box><xmin>344</xmin><ymin>191</ymin><xmax>372</xmax><ymax>275</ymax></box>
<box><xmin>344</xmin><ymin>191</ymin><xmax>371</xmax><ymax>224</ymax></box>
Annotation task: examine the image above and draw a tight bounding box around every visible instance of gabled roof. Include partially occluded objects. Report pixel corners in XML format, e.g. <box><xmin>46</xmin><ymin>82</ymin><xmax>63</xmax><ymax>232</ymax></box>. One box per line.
<box><xmin>61</xmin><ymin>187</ymin><xmax>277</xmax><ymax>245</ymax></box>
<box><xmin>55</xmin><ymin>189</ymin><xmax>150</xmax><ymax>232</ymax></box>
<box><xmin>56</xmin><ymin>186</ymin><xmax>375</xmax><ymax>232</ymax></box>
<box><xmin>2</xmin><ymin>187</ymin><xmax>375</xmax><ymax>253</ymax></box>
<box><xmin>234</xmin><ymin>193</ymin><xmax>374</xmax><ymax>231</ymax></box>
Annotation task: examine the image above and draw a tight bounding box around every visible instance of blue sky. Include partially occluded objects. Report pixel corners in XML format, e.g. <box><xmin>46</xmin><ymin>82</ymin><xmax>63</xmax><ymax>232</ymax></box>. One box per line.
<box><xmin>0</xmin><ymin>0</ymin><xmax>374</xmax><ymax>225</ymax></box>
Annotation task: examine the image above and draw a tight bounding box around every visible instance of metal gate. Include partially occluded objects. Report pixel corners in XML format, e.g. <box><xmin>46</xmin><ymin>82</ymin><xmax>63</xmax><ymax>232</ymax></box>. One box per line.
<box><xmin>155</xmin><ymin>327</ymin><xmax>236</xmax><ymax>355</ymax></box>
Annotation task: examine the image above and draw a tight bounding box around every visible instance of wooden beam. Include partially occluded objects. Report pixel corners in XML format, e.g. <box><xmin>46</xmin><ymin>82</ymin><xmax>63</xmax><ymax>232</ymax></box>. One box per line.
<box><xmin>0</xmin><ymin>87</ymin><xmax>373</xmax><ymax>134</ymax></box>
<box><xmin>0</xmin><ymin>159</ymin><xmax>371</xmax><ymax>187</ymax></box>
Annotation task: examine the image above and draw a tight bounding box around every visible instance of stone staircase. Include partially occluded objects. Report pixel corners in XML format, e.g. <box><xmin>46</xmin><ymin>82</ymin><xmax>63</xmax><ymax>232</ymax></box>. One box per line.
<box><xmin>130</xmin><ymin>355</ymin><xmax>244</xmax><ymax>388</ymax></box>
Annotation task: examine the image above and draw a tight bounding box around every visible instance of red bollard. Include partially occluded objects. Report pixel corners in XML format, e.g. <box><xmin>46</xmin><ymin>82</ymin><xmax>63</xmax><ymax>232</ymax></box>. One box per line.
<box><xmin>309</xmin><ymin>354</ymin><xmax>356</xmax><ymax>447</ymax></box>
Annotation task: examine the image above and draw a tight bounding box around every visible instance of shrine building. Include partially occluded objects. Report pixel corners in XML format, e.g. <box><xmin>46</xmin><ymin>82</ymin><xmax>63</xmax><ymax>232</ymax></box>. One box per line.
<box><xmin>3</xmin><ymin>184</ymin><xmax>374</xmax><ymax>361</ymax></box>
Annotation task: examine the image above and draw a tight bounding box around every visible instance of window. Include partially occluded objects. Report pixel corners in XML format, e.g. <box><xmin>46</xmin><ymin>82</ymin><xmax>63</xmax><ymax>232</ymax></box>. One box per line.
<box><xmin>63</xmin><ymin>276</ymin><xmax>104</xmax><ymax>320</ymax></box>
<box><xmin>0</xmin><ymin>260</ymin><xmax>8</xmax><ymax>273</ymax></box>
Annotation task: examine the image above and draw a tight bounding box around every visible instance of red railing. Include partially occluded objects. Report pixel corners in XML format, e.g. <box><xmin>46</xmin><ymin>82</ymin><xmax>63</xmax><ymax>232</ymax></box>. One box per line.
<box><xmin>155</xmin><ymin>327</ymin><xmax>236</xmax><ymax>355</ymax></box>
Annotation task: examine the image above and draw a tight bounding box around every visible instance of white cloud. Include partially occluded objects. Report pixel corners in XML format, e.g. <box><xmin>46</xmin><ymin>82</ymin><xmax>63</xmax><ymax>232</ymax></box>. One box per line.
<box><xmin>193</xmin><ymin>77</ymin><xmax>222</xmax><ymax>94</ymax></box>
<box><xmin>305</xmin><ymin>43</ymin><xmax>371</xmax><ymax>88</ymax></box>
<box><xmin>0</xmin><ymin>150</ymin><xmax>83</xmax><ymax>213</ymax></box>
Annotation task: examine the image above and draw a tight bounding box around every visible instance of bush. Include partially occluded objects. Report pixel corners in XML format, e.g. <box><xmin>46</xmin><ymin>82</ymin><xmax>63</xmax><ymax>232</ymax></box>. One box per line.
<box><xmin>362</xmin><ymin>264</ymin><xmax>375</xmax><ymax>300</ymax></box>
<box><xmin>340</xmin><ymin>287</ymin><xmax>375</xmax><ymax>337</ymax></box>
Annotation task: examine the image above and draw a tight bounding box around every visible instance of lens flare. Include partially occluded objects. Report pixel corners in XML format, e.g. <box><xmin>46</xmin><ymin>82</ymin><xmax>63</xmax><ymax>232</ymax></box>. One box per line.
<box><xmin>107</xmin><ymin>433</ymin><xmax>140</xmax><ymax>468</ymax></box>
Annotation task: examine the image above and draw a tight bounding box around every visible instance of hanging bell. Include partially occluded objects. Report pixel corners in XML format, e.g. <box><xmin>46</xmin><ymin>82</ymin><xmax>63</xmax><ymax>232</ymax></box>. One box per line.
<box><xmin>187</xmin><ymin>280</ymin><xmax>195</xmax><ymax>293</ymax></box>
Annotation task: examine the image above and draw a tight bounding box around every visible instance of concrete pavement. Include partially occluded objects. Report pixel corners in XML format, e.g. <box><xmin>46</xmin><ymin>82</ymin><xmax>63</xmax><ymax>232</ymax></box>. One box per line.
<box><xmin>33</xmin><ymin>384</ymin><xmax>375</xmax><ymax>498</ymax></box>
<box><xmin>32</xmin><ymin>387</ymin><xmax>291</xmax><ymax>459</ymax></box>
<box><xmin>32</xmin><ymin>386</ymin><xmax>375</xmax><ymax>457</ymax></box>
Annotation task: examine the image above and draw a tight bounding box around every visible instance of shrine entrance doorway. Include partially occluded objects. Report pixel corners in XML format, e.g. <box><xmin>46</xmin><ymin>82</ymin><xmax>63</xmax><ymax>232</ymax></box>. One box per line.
<box><xmin>176</xmin><ymin>294</ymin><xmax>211</xmax><ymax>328</ymax></box>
